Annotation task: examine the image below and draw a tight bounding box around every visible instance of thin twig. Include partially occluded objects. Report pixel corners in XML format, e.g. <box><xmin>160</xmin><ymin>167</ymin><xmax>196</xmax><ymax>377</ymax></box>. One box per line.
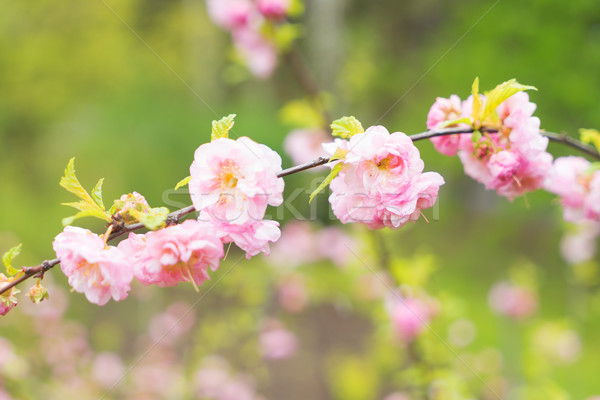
<box><xmin>2</xmin><ymin>127</ymin><xmax>598</xmax><ymax>296</ymax></box>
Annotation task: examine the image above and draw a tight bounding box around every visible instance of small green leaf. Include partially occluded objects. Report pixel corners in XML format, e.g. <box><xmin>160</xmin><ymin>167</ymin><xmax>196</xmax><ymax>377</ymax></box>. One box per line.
<box><xmin>91</xmin><ymin>178</ymin><xmax>105</xmax><ymax>210</ymax></box>
<box><xmin>274</xmin><ymin>23</ymin><xmax>303</xmax><ymax>51</ymax></box>
<box><xmin>437</xmin><ymin>117</ymin><xmax>473</xmax><ymax>129</ymax></box>
<box><xmin>175</xmin><ymin>176</ymin><xmax>191</xmax><ymax>190</ymax></box>
<box><xmin>471</xmin><ymin>130</ymin><xmax>482</xmax><ymax>143</ymax></box>
<box><xmin>62</xmin><ymin>209</ymin><xmax>111</xmax><ymax>226</ymax></box>
<box><xmin>2</xmin><ymin>244</ymin><xmax>22</xmax><ymax>276</ymax></box>
<box><xmin>330</xmin><ymin>147</ymin><xmax>349</xmax><ymax>162</ymax></box>
<box><xmin>59</xmin><ymin>158</ymin><xmax>110</xmax><ymax>224</ymax></box>
<box><xmin>471</xmin><ymin>77</ymin><xmax>482</xmax><ymax>122</ymax></box>
<box><xmin>309</xmin><ymin>163</ymin><xmax>343</xmax><ymax>203</ymax></box>
<box><xmin>131</xmin><ymin>207</ymin><xmax>170</xmax><ymax>230</ymax></box>
<box><xmin>60</xmin><ymin>158</ymin><xmax>94</xmax><ymax>204</ymax></box>
<box><xmin>211</xmin><ymin>114</ymin><xmax>236</xmax><ymax>141</ymax></box>
<box><xmin>287</xmin><ymin>0</ymin><xmax>304</xmax><ymax>17</ymax></box>
<box><xmin>580</xmin><ymin>128</ymin><xmax>600</xmax><ymax>153</ymax></box>
<box><xmin>482</xmin><ymin>78</ymin><xmax>537</xmax><ymax>120</ymax></box>
<box><xmin>330</xmin><ymin>116</ymin><xmax>364</xmax><ymax>139</ymax></box>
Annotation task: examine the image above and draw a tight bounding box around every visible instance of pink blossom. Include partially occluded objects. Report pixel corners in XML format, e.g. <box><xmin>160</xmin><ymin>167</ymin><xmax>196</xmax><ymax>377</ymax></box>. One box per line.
<box><xmin>427</xmin><ymin>95</ymin><xmax>470</xmax><ymax>156</ymax></box>
<box><xmin>190</xmin><ymin>137</ymin><xmax>284</xmax><ymax>225</ymax></box>
<box><xmin>0</xmin><ymin>274</ymin><xmax>19</xmax><ymax>316</ymax></box>
<box><xmin>560</xmin><ymin>221</ymin><xmax>599</xmax><ymax>264</ymax></box>
<box><xmin>148</xmin><ymin>302</ymin><xmax>196</xmax><ymax>345</ymax></box>
<box><xmin>277</xmin><ymin>275</ymin><xmax>308</xmax><ymax>312</ymax></box>
<box><xmin>488</xmin><ymin>282</ymin><xmax>538</xmax><ymax>319</ymax></box>
<box><xmin>53</xmin><ymin>226</ymin><xmax>133</xmax><ymax>306</ymax></box>
<box><xmin>256</xmin><ymin>0</ymin><xmax>291</xmax><ymax>19</ymax></box>
<box><xmin>206</xmin><ymin>0</ymin><xmax>255</xmax><ymax>30</ymax></box>
<box><xmin>269</xmin><ymin>221</ymin><xmax>317</xmax><ymax>267</ymax></box>
<box><xmin>232</xmin><ymin>28</ymin><xmax>278</xmax><ymax>79</ymax></box>
<box><xmin>315</xmin><ymin>226</ymin><xmax>356</xmax><ymax>267</ymax></box>
<box><xmin>545</xmin><ymin>156</ymin><xmax>600</xmax><ymax>222</ymax></box>
<box><xmin>283</xmin><ymin>129</ymin><xmax>330</xmax><ymax>165</ymax></box>
<box><xmin>201</xmin><ymin>211</ymin><xmax>281</xmax><ymax>259</ymax></box>
<box><xmin>114</xmin><ymin>191</ymin><xmax>150</xmax><ymax>224</ymax></box>
<box><xmin>327</xmin><ymin>126</ymin><xmax>444</xmax><ymax>229</ymax></box>
<box><xmin>119</xmin><ymin>220</ymin><xmax>224</xmax><ymax>288</ymax></box>
<box><xmin>92</xmin><ymin>353</ymin><xmax>125</xmax><ymax>389</ymax></box>
<box><xmin>385</xmin><ymin>291</ymin><xmax>438</xmax><ymax>343</ymax></box>
<box><xmin>259</xmin><ymin>321</ymin><xmax>298</xmax><ymax>360</ymax></box>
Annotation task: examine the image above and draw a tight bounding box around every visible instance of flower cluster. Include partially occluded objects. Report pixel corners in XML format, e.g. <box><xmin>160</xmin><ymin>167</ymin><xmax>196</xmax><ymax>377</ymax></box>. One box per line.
<box><xmin>0</xmin><ymin>274</ymin><xmax>19</xmax><ymax>315</ymax></box>
<box><xmin>205</xmin><ymin>0</ymin><xmax>296</xmax><ymax>79</ymax></box>
<box><xmin>427</xmin><ymin>85</ymin><xmax>553</xmax><ymax>200</ymax></box>
<box><xmin>49</xmin><ymin>133</ymin><xmax>285</xmax><ymax>306</ymax></box>
<box><xmin>325</xmin><ymin>125</ymin><xmax>444</xmax><ymax>229</ymax></box>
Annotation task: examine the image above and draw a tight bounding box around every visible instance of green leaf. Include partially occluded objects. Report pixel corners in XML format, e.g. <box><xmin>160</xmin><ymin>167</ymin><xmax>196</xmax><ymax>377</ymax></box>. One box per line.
<box><xmin>2</xmin><ymin>244</ymin><xmax>22</xmax><ymax>276</ymax></box>
<box><xmin>309</xmin><ymin>163</ymin><xmax>343</xmax><ymax>203</ymax></box>
<box><xmin>481</xmin><ymin>78</ymin><xmax>537</xmax><ymax>120</ymax></box>
<box><xmin>580</xmin><ymin>128</ymin><xmax>600</xmax><ymax>153</ymax></box>
<box><xmin>175</xmin><ymin>176</ymin><xmax>191</xmax><ymax>190</ymax></box>
<box><xmin>211</xmin><ymin>114</ymin><xmax>236</xmax><ymax>141</ymax></box>
<box><xmin>280</xmin><ymin>99</ymin><xmax>325</xmax><ymax>128</ymax></box>
<box><xmin>91</xmin><ymin>178</ymin><xmax>105</xmax><ymax>210</ymax></box>
<box><xmin>437</xmin><ymin>117</ymin><xmax>473</xmax><ymax>129</ymax></box>
<box><xmin>62</xmin><ymin>209</ymin><xmax>111</xmax><ymax>226</ymax></box>
<box><xmin>287</xmin><ymin>0</ymin><xmax>304</xmax><ymax>17</ymax></box>
<box><xmin>330</xmin><ymin>116</ymin><xmax>364</xmax><ymax>139</ymax></box>
<box><xmin>330</xmin><ymin>147</ymin><xmax>349</xmax><ymax>162</ymax></box>
<box><xmin>471</xmin><ymin>130</ymin><xmax>482</xmax><ymax>143</ymax></box>
<box><xmin>131</xmin><ymin>207</ymin><xmax>170</xmax><ymax>230</ymax></box>
<box><xmin>471</xmin><ymin>77</ymin><xmax>482</xmax><ymax>122</ymax></box>
<box><xmin>59</xmin><ymin>158</ymin><xmax>110</xmax><ymax>224</ymax></box>
<box><xmin>60</xmin><ymin>158</ymin><xmax>94</xmax><ymax>204</ymax></box>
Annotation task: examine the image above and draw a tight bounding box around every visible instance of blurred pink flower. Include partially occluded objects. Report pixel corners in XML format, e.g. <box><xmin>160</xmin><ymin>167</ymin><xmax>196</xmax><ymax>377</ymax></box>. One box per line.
<box><xmin>195</xmin><ymin>357</ymin><xmax>259</xmax><ymax>400</ymax></box>
<box><xmin>53</xmin><ymin>226</ymin><xmax>133</xmax><ymax>306</ymax></box>
<box><xmin>383</xmin><ymin>393</ymin><xmax>411</xmax><ymax>400</ymax></box>
<box><xmin>91</xmin><ymin>352</ymin><xmax>125</xmax><ymax>389</ymax></box>
<box><xmin>385</xmin><ymin>291</ymin><xmax>438</xmax><ymax>343</ymax></box>
<box><xmin>256</xmin><ymin>0</ymin><xmax>291</xmax><ymax>19</ymax></box>
<box><xmin>315</xmin><ymin>226</ymin><xmax>355</xmax><ymax>267</ymax></box>
<box><xmin>560</xmin><ymin>221</ymin><xmax>599</xmax><ymax>264</ymax></box>
<box><xmin>545</xmin><ymin>156</ymin><xmax>600</xmax><ymax>222</ymax></box>
<box><xmin>232</xmin><ymin>28</ymin><xmax>278</xmax><ymax>79</ymax></box>
<box><xmin>190</xmin><ymin>137</ymin><xmax>284</xmax><ymax>224</ymax></box>
<box><xmin>120</xmin><ymin>220</ymin><xmax>224</xmax><ymax>288</ymax></box>
<box><xmin>148</xmin><ymin>302</ymin><xmax>196</xmax><ymax>344</ymax></box>
<box><xmin>260</xmin><ymin>323</ymin><xmax>298</xmax><ymax>360</ymax></box>
<box><xmin>488</xmin><ymin>282</ymin><xmax>538</xmax><ymax>319</ymax></box>
<box><xmin>327</xmin><ymin>125</ymin><xmax>444</xmax><ymax>229</ymax></box>
<box><xmin>0</xmin><ymin>274</ymin><xmax>19</xmax><ymax>316</ymax></box>
<box><xmin>206</xmin><ymin>0</ymin><xmax>255</xmax><ymax>30</ymax></box>
<box><xmin>284</xmin><ymin>129</ymin><xmax>330</xmax><ymax>165</ymax></box>
<box><xmin>269</xmin><ymin>221</ymin><xmax>317</xmax><ymax>267</ymax></box>
<box><xmin>277</xmin><ymin>275</ymin><xmax>308</xmax><ymax>312</ymax></box>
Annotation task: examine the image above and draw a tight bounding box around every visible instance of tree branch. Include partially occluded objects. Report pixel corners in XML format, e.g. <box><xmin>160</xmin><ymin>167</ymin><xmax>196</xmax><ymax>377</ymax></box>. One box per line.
<box><xmin>2</xmin><ymin>127</ymin><xmax>598</xmax><ymax>297</ymax></box>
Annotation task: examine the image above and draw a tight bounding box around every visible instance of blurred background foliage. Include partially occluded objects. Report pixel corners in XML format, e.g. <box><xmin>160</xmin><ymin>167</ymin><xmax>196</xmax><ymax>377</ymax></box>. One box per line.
<box><xmin>1</xmin><ymin>0</ymin><xmax>600</xmax><ymax>399</ymax></box>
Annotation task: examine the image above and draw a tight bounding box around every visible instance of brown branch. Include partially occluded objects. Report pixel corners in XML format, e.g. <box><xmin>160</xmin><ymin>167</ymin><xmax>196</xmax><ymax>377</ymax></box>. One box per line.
<box><xmin>2</xmin><ymin>127</ymin><xmax>598</xmax><ymax>297</ymax></box>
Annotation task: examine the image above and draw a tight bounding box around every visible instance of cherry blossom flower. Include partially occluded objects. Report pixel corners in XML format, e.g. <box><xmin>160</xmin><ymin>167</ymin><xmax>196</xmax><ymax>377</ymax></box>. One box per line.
<box><xmin>259</xmin><ymin>320</ymin><xmax>298</xmax><ymax>360</ymax></box>
<box><xmin>201</xmin><ymin>211</ymin><xmax>281</xmax><ymax>259</ymax></box>
<box><xmin>560</xmin><ymin>221</ymin><xmax>599</xmax><ymax>264</ymax></box>
<box><xmin>488</xmin><ymin>282</ymin><xmax>538</xmax><ymax>319</ymax></box>
<box><xmin>206</xmin><ymin>0</ymin><xmax>255</xmax><ymax>30</ymax></box>
<box><xmin>232</xmin><ymin>28</ymin><xmax>278</xmax><ymax>79</ymax></box>
<box><xmin>385</xmin><ymin>290</ymin><xmax>438</xmax><ymax>343</ymax></box>
<box><xmin>544</xmin><ymin>156</ymin><xmax>600</xmax><ymax>222</ymax></box>
<box><xmin>256</xmin><ymin>0</ymin><xmax>291</xmax><ymax>20</ymax></box>
<box><xmin>119</xmin><ymin>220</ymin><xmax>224</xmax><ymax>289</ymax></box>
<box><xmin>427</xmin><ymin>95</ymin><xmax>470</xmax><ymax>156</ymax></box>
<box><xmin>0</xmin><ymin>274</ymin><xmax>19</xmax><ymax>316</ymax></box>
<box><xmin>190</xmin><ymin>137</ymin><xmax>284</xmax><ymax>225</ymax></box>
<box><xmin>327</xmin><ymin>125</ymin><xmax>444</xmax><ymax>229</ymax></box>
<box><xmin>283</xmin><ymin>129</ymin><xmax>330</xmax><ymax>165</ymax></box>
<box><xmin>53</xmin><ymin>226</ymin><xmax>133</xmax><ymax>306</ymax></box>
